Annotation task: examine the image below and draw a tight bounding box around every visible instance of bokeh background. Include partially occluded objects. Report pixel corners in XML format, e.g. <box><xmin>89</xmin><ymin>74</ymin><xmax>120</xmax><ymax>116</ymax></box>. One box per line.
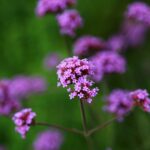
<box><xmin>0</xmin><ymin>0</ymin><xmax>150</xmax><ymax>149</ymax></box>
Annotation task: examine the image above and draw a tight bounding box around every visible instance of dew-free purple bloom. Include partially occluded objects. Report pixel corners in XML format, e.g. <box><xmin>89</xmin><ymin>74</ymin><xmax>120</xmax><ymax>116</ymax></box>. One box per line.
<box><xmin>0</xmin><ymin>80</ymin><xmax>20</xmax><ymax>116</ymax></box>
<box><xmin>125</xmin><ymin>2</ymin><xmax>150</xmax><ymax>25</ymax></box>
<box><xmin>56</xmin><ymin>10</ymin><xmax>83</xmax><ymax>36</ymax></box>
<box><xmin>90</xmin><ymin>51</ymin><xmax>126</xmax><ymax>82</ymax></box>
<box><xmin>33</xmin><ymin>130</ymin><xmax>63</xmax><ymax>150</ymax></box>
<box><xmin>107</xmin><ymin>35</ymin><xmax>127</xmax><ymax>52</ymax></box>
<box><xmin>73</xmin><ymin>36</ymin><xmax>106</xmax><ymax>57</ymax></box>
<box><xmin>57</xmin><ymin>56</ymin><xmax>99</xmax><ymax>103</ymax></box>
<box><xmin>44</xmin><ymin>53</ymin><xmax>60</xmax><ymax>69</ymax></box>
<box><xmin>105</xmin><ymin>90</ymin><xmax>133</xmax><ymax>119</ymax></box>
<box><xmin>12</xmin><ymin>108</ymin><xmax>36</xmax><ymax>138</ymax></box>
<box><xmin>36</xmin><ymin>0</ymin><xmax>76</xmax><ymax>17</ymax></box>
<box><xmin>130</xmin><ymin>89</ymin><xmax>150</xmax><ymax>112</ymax></box>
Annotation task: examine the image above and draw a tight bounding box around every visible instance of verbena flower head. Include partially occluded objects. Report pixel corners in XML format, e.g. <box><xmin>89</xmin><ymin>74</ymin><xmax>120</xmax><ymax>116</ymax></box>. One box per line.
<box><xmin>36</xmin><ymin>0</ymin><xmax>76</xmax><ymax>17</ymax></box>
<box><xmin>57</xmin><ymin>56</ymin><xmax>99</xmax><ymax>103</ymax></box>
<box><xmin>107</xmin><ymin>35</ymin><xmax>127</xmax><ymax>52</ymax></box>
<box><xmin>44</xmin><ymin>53</ymin><xmax>60</xmax><ymax>70</ymax></box>
<box><xmin>105</xmin><ymin>89</ymin><xmax>133</xmax><ymax>120</ymax></box>
<box><xmin>73</xmin><ymin>36</ymin><xmax>105</xmax><ymax>57</ymax></box>
<box><xmin>130</xmin><ymin>89</ymin><xmax>150</xmax><ymax>112</ymax></box>
<box><xmin>125</xmin><ymin>2</ymin><xmax>150</xmax><ymax>25</ymax></box>
<box><xmin>0</xmin><ymin>80</ymin><xmax>20</xmax><ymax>116</ymax></box>
<box><xmin>56</xmin><ymin>9</ymin><xmax>83</xmax><ymax>37</ymax></box>
<box><xmin>12</xmin><ymin>108</ymin><xmax>36</xmax><ymax>138</ymax></box>
<box><xmin>121</xmin><ymin>20</ymin><xmax>147</xmax><ymax>47</ymax></box>
<box><xmin>33</xmin><ymin>130</ymin><xmax>63</xmax><ymax>150</ymax></box>
<box><xmin>90</xmin><ymin>51</ymin><xmax>126</xmax><ymax>82</ymax></box>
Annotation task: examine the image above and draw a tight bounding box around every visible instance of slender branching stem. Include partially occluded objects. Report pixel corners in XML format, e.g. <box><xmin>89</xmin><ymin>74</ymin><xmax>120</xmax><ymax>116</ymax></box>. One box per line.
<box><xmin>35</xmin><ymin>122</ymin><xmax>83</xmax><ymax>135</ymax></box>
<box><xmin>88</xmin><ymin>117</ymin><xmax>117</xmax><ymax>136</ymax></box>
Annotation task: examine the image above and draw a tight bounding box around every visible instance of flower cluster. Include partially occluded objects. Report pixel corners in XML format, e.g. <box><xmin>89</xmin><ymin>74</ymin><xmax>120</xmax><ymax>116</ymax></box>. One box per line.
<box><xmin>57</xmin><ymin>56</ymin><xmax>99</xmax><ymax>103</ymax></box>
<box><xmin>56</xmin><ymin>10</ymin><xmax>83</xmax><ymax>37</ymax></box>
<box><xmin>104</xmin><ymin>89</ymin><xmax>133</xmax><ymax>120</ymax></box>
<box><xmin>73</xmin><ymin>36</ymin><xmax>105</xmax><ymax>57</ymax></box>
<box><xmin>33</xmin><ymin>130</ymin><xmax>63</xmax><ymax>150</ymax></box>
<box><xmin>12</xmin><ymin>108</ymin><xmax>36</xmax><ymax>138</ymax></box>
<box><xmin>90</xmin><ymin>51</ymin><xmax>126</xmax><ymax>82</ymax></box>
<box><xmin>36</xmin><ymin>0</ymin><xmax>76</xmax><ymax>16</ymax></box>
<box><xmin>0</xmin><ymin>80</ymin><xmax>20</xmax><ymax>116</ymax></box>
<box><xmin>130</xmin><ymin>89</ymin><xmax>150</xmax><ymax>112</ymax></box>
<box><xmin>125</xmin><ymin>2</ymin><xmax>150</xmax><ymax>25</ymax></box>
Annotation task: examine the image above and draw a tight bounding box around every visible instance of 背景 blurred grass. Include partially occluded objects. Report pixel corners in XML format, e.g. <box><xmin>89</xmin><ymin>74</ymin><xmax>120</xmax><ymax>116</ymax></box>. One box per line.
<box><xmin>0</xmin><ymin>0</ymin><xmax>150</xmax><ymax>149</ymax></box>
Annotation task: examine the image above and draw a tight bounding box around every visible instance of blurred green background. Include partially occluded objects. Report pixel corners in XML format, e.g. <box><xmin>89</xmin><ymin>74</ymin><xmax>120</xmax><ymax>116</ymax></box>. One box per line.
<box><xmin>0</xmin><ymin>0</ymin><xmax>150</xmax><ymax>149</ymax></box>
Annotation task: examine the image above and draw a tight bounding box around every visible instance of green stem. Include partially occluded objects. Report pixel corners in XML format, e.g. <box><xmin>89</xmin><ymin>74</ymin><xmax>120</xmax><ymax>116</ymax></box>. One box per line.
<box><xmin>35</xmin><ymin>122</ymin><xmax>83</xmax><ymax>135</ymax></box>
<box><xmin>64</xmin><ymin>35</ymin><xmax>72</xmax><ymax>56</ymax></box>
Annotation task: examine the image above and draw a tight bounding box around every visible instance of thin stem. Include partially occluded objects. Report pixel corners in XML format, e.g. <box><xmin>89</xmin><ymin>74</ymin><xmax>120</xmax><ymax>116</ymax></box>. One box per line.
<box><xmin>88</xmin><ymin>117</ymin><xmax>116</xmax><ymax>136</ymax></box>
<box><xmin>35</xmin><ymin>122</ymin><xmax>83</xmax><ymax>135</ymax></box>
<box><xmin>64</xmin><ymin>35</ymin><xmax>72</xmax><ymax>56</ymax></box>
<box><xmin>79</xmin><ymin>100</ymin><xmax>88</xmax><ymax>135</ymax></box>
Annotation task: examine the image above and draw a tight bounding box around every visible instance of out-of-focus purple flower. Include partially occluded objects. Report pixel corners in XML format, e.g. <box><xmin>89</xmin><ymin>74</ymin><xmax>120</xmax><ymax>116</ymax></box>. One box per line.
<box><xmin>125</xmin><ymin>2</ymin><xmax>150</xmax><ymax>25</ymax></box>
<box><xmin>36</xmin><ymin>0</ymin><xmax>76</xmax><ymax>17</ymax></box>
<box><xmin>105</xmin><ymin>89</ymin><xmax>133</xmax><ymax>120</ymax></box>
<box><xmin>12</xmin><ymin>108</ymin><xmax>36</xmax><ymax>139</ymax></box>
<box><xmin>44</xmin><ymin>53</ymin><xmax>60</xmax><ymax>70</ymax></box>
<box><xmin>107</xmin><ymin>34</ymin><xmax>127</xmax><ymax>52</ymax></box>
<box><xmin>57</xmin><ymin>56</ymin><xmax>99</xmax><ymax>103</ymax></box>
<box><xmin>0</xmin><ymin>146</ymin><xmax>6</xmax><ymax>150</ymax></box>
<box><xmin>56</xmin><ymin>9</ymin><xmax>83</xmax><ymax>37</ymax></box>
<box><xmin>130</xmin><ymin>89</ymin><xmax>150</xmax><ymax>112</ymax></box>
<box><xmin>33</xmin><ymin>130</ymin><xmax>63</xmax><ymax>150</ymax></box>
<box><xmin>9</xmin><ymin>76</ymin><xmax>47</xmax><ymax>99</ymax></box>
<box><xmin>121</xmin><ymin>20</ymin><xmax>148</xmax><ymax>47</ymax></box>
<box><xmin>90</xmin><ymin>51</ymin><xmax>126</xmax><ymax>82</ymax></box>
<box><xmin>73</xmin><ymin>36</ymin><xmax>106</xmax><ymax>57</ymax></box>
<box><xmin>0</xmin><ymin>80</ymin><xmax>20</xmax><ymax>116</ymax></box>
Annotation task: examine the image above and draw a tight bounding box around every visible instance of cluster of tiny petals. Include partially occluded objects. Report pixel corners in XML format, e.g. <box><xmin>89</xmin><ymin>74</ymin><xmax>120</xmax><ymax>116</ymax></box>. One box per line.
<box><xmin>125</xmin><ymin>2</ymin><xmax>150</xmax><ymax>25</ymax></box>
<box><xmin>36</xmin><ymin>0</ymin><xmax>76</xmax><ymax>17</ymax></box>
<box><xmin>57</xmin><ymin>56</ymin><xmax>98</xmax><ymax>103</ymax></box>
<box><xmin>105</xmin><ymin>89</ymin><xmax>133</xmax><ymax>120</ymax></box>
<box><xmin>90</xmin><ymin>51</ymin><xmax>126</xmax><ymax>82</ymax></box>
<box><xmin>130</xmin><ymin>89</ymin><xmax>150</xmax><ymax>112</ymax></box>
<box><xmin>56</xmin><ymin>9</ymin><xmax>83</xmax><ymax>37</ymax></box>
<box><xmin>12</xmin><ymin>108</ymin><xmax>36</xmax><ymax>138</ymax></box>
<box><xmin>73</xmin><ymin>36</ymin><xmax>106</xmax><ymax>57</ymax></box>
<box><xmin>0</xmin><ymin>80</ymin><xmax>20</xmax><ymax>116</ymax></box>
<box><xmin>107</xmin><ymin>34</ymin><xmax>127</xmax><ymax>52</ymax></box>
<box><xmin>33</xmin><ymin>130</ymin><xmax>63</xmax><ymax>150</ymax></box>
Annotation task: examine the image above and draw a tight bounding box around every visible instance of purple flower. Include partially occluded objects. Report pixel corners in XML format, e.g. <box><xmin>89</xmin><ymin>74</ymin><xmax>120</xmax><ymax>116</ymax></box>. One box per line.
<box><xmin>12</xmin><ymin>108</ymin><xmax>36</xmax><ymax>138</ymax></box>
<box><xmin>33</xmin><ymin>130</ymin><xmax>63</xmax><ymax>150</ymax></box>
<box><xmin>90</xmin><ymin>51</ymin><xmax>126</xmax><ymax>82</ymax></box>
<box><xmin>105</xmin><ymin>89</ymin><xmax>133</xmax><ymax>120</ymax></box>
<box><xmin>56</xmin><ymin>9</ymin><xmax>83</xmax><ymax>37</ymax></box>
<box><xmin>0</xmin><ymin>146</ymin><xmax>6</xmax><ymax>150</ymax></box>
<box><xmin>57</xmin><ymin>56</ymin><xmax>99</xmax><ymax>103</ymax></box>
<box><xmin>121</xmin><ymin>20</ymin><xmax>148</xmax><ymax>47</ymax></box>
<box><xmin>44</xmin><ymin>53</ymin><xmax>60</xmax><ymax>70</ymax></box>
<box><xmin>130</xmin><ymin>89</ymin><xmax>150</xmax><ymax>112</ymax></box>
<box><xmin>0</xmin><ymin>80</ymin><xmax>20</xmax><ymax>116</ymax></box>
<box><xmin>125</xmin><ymin>2</ymin><xmax>150</xmax><ymax>25</ymax></box>
<box><xmin>73</xmin><ymin>36</ymin><xmax>106</xmax><ymax>57</ymax></box>
<box><xmin>36</xmin><ymin>0</ymin><xmax>76</xmax><ymax>17</ymax></box>
<box><xmin>107</xmin><ymin>34</ymin><xmax>127</xmax><ymax>52</ymax></box>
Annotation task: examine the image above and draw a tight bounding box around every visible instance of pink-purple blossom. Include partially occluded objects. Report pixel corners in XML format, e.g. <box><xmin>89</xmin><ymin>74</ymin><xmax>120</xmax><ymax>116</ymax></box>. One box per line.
<box><xmin>125</xmin><ymin>2</ymin><xmax>150</xmax><ymax>25</ymax></box>
<box><xmin>36</xmin><ymin>0</ymin><xmax>76</xmax><ymax>17</ymax></box>
<box><xmin>12</xmin><ymin>108</ymin><xmax>36</xmax><ymax>138</ymax></box>
<box><xmin>33</xmin><ymin>130</ymin><xmax>63</xmax><ymax>150</ymax></box>
<box><xmin>90</xmin><ymin>51</ymin><xmax>126</xmax><ymax>82</ymax></box>
<box><xmin>56</xmin><ymin>9</ymin><xmax>83</xmax><ymax>37</ymax></box>
<box><xmin>0</xmin><ymin>146</ymin><xmax>6</xmax><ymax>150</ymax></box>
<box><xmin>105</xmin><ymin>89</ymin><xmax>133</xmax><ymax>120</ymax></box>
<box><xmin>44</xmin><ymin>53</ymin><xmax>60</xmax><ymax>70</ymax></box>
<box><xmin>130</xmin><ymin>89</ymin><xmax>150</xmax><ymax>112</ymax></box>
<box><xmin>0</xmin><ymin>80</ymin><xmax>20</xmax><ymax>116</ymax></box>
<box><xmin>57</xmin><ymin>56</ymin><xmax>99</xmax><ymax>103</ymax></box>
<box><xmin>73</xmin><ymin>36</ymin><xmax>106</xmax><ymax>57</ymax></box>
